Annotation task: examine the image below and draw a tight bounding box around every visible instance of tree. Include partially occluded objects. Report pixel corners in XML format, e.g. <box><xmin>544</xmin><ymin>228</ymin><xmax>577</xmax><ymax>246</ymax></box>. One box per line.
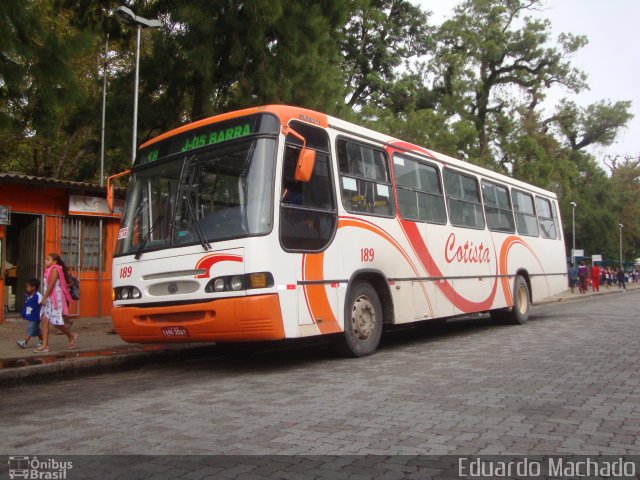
<box><xmin>341</xmin><ymin>0</ymin><xmax>431</xmax><ymax>109</ymax></box>
<box><xmin>553</xmin><ymin>99</ymin><xmax>633</xmax><ymax>151</ymax></box>
<box><xmin>26</xmin><ymin>0</ymin><xmax>350</xmax><ymax>175</ymax></box>
<box><xmin>607</xmin><ymin>157</ymin><xmax>640</xmax><ymax>262</ymax></box>
<box><xmin>0</xmin><ymin>0</ymin><xmax>97</xmax><ymax>178</ymax></box>
<box><xmin>431</xmin><ymin>0</ymin><xmax>587</xmax><ymax>164</ymax></box>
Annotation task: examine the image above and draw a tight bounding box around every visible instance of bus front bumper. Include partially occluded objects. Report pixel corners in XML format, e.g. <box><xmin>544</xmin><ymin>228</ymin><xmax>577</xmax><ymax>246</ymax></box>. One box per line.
<box><xmin>112</xmin><ymin>293</ymin><xmax>285</xmax><ymax>343</ymax></box>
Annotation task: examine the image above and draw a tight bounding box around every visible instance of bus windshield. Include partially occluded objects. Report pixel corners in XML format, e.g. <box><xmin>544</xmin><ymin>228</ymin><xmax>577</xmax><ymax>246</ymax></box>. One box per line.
<box><xmin>115</xmin><ymin>137</ymin><xmax>276</xmax><ymax>257</ymax></box>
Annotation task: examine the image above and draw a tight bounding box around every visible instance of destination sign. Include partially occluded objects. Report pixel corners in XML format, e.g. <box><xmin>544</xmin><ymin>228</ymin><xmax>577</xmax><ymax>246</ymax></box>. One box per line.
<box><xmin>136</xmin><ymin>113</ymin><xmax>280</xmax><ymax>166</ymax></box>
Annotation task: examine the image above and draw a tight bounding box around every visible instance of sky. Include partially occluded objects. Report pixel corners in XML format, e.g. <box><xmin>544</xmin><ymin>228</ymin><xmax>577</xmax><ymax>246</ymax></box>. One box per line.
<box><xmin>413</xmin><ymin>0</ymin><xmax>640</xmax><ymax>162</ymax></box>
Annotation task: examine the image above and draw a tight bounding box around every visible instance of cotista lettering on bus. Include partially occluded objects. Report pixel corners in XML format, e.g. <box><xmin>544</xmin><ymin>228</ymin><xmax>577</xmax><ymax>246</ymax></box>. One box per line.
<box><xmin>444</xmin><ymin>233</ymin><xmax>491</xmax><ymax>264</ymax></box>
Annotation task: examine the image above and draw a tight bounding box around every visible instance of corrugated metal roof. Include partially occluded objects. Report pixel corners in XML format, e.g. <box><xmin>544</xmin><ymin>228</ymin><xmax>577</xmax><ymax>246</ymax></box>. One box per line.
<box><xmin>0</xmin><ymin>172</ymin><xmax>106</xmax><ymax>193</ymax></box>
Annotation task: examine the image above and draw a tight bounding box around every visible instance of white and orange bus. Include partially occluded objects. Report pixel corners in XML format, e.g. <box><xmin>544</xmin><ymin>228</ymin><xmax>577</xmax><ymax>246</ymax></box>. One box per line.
<box><xmin>109</xmin><ymin>105</ymin><xmax>567</xmax><ymax>356</ymax></box>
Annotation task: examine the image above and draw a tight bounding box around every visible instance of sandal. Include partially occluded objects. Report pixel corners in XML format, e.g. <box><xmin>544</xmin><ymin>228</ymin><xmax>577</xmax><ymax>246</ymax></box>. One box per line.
<box><xmin>67</xmin><ymin>333</ymin><xmax>79</xmax><ymax>350</ymax></box>
<box><xmin>34</xmin><ymin>346</ymin><xmax>50</xmax><ymax>353</ymax></box>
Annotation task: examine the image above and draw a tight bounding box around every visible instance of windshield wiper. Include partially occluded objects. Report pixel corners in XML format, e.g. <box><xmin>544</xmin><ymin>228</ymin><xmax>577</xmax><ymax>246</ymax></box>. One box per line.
<box><xmin>134</xmin><ymin>214</ymin><xmax>165</xmax><ymax>260</ymax></box>
<box><xmin>185</xmin><ymin>162</ymin><xmax>212</xmax><ymax>252</ymax></box>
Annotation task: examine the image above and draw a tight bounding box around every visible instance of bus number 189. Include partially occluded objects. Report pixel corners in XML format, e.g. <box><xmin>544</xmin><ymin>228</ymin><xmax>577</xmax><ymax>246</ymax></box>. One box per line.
<box><xmin>360</xmin><ymin>248</ymin><xmax>375</xmax><ymax>262</ymax></box>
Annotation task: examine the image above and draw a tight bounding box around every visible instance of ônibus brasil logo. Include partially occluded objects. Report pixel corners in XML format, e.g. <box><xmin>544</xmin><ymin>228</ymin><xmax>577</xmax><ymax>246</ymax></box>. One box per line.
<box><xmin>8</xmin><ymin>456</ymin><xmax>73</xmax><ymax>479</ymax></box>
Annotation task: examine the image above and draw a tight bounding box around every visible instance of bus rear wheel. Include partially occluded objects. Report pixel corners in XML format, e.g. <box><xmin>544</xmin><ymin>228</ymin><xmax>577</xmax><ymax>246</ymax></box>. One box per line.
<box><xmin>492</xmin><ymin>275</ymin><xmax>530</xmax><ymax>325</ymax></box>
<box><xmin>336</xmin><ymin>281</ymin><xmax>383</xmax><ymax>357</ymax></box>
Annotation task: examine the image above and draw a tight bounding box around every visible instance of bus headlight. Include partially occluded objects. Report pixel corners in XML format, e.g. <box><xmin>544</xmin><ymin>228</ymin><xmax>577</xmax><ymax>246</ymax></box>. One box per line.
<box><xmin>230</xmin><ymin>276</ymin><xmax>244</xmax><ymax>291</ymax></box>
<box><xmin>213</xmin><ymin>278</ymin><xmax>226</xmax><ymax>292</ymax></box>
<box><xmin>205</xmin><ymin>272</ymin><xmax>274</xmax><ymax>293</ymax></box>
<box><xmin>114</xmin><ymin>286</ymin><xmax>142</xmax><ymax>300</ymax></box>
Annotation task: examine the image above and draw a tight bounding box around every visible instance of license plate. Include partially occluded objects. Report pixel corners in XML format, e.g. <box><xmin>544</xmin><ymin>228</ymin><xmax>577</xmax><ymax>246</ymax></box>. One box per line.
<box><xmin>161</xmin><ymin>326</ymin><xmax>189</xmax><ymax>338</ymax></box>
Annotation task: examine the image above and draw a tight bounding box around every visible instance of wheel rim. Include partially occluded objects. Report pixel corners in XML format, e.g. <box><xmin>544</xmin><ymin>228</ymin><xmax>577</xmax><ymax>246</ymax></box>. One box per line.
<box><xmin>350</xmin><ymin>294</ymin><xmax>376</xmax><ymax>341</ymax></box>
<box><xmin>515</xmin><ymin>284</ymin><xmax>528</xmax><ymax>315</ymax></box>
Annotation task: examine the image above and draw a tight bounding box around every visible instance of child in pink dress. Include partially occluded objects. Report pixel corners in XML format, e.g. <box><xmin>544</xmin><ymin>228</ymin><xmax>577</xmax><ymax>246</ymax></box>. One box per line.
<box><xmin>33</xmin><ymin>253</ymin><xmax>79</xmax><ymax>353</ymax></box>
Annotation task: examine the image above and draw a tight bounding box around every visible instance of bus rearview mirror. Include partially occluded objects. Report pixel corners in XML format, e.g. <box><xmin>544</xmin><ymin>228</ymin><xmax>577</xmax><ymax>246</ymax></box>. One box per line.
<box><xmin>106</xmin><ymin>169</ymin><xmax>132</xmax><ymax>212</ymax></box>
<box><xmin>107</xmin><ymin>185</ymin><xmax>114</xmax><ymax>212</ymax></box>
<box><xmin>295</xmin><ymin>148</ymin><xmax>316</xmax><ymax>182</ymax></box>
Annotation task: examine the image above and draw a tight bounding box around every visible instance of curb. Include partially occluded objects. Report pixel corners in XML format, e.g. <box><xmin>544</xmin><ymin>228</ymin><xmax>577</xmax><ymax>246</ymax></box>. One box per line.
<box><xmin>0</xmin><ymin>344</ymin><xmax>217</xmax><ymax>388</ymax></box>
<box><xmin>534</xmin><ymin>285</ymin><xmax>636</xmax><ymax>306</ymax></box>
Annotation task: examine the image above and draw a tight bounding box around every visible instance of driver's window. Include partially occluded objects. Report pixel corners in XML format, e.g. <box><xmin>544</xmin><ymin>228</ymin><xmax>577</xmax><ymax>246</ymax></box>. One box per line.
<box><xmin>280</xmin><ymin>122</ymin><xmax>336</xmax><ymax>252</ymax></box>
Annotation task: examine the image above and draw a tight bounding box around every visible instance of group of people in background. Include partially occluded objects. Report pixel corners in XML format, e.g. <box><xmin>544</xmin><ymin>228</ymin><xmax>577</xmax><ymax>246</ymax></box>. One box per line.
<box><xmin>568</xmin><ymin>261</ymin><xmax>638</xmax><ymax>294</ymax></box>
<box><xmin>16</xmin><ymin>253</ymin><xmax>79</xmax><ymax>353</ymax></box>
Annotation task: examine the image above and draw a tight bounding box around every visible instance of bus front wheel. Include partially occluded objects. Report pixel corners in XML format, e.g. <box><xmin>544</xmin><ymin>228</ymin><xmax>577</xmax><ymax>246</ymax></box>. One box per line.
<box><xmin>336</xmin><ymin>281</ymin><xmax>383</xmax><ymax>357</ymax></box>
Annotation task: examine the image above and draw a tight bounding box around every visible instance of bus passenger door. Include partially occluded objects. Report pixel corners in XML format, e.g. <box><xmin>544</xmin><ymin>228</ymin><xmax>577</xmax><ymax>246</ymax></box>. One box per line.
<box><xmin>278</xmin><ymin>121</ymin><xmax>339</xmax><ymax>335</ymax></box>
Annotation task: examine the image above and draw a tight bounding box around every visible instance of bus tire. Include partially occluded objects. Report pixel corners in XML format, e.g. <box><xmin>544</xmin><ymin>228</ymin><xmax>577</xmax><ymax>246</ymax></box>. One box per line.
<box><xmin>506</xmin><ymin>275</ymin><xmax>530</xmax><ymax>324</ymax></box>
<box><xmin>490</xmin><ymin>275</ymin><xmax>531</xmax><ymax>324</ymax></box>
<box><xmin>336</xmin><ymin>281</ymin><xmax>383</xmax><ymax>357</ymax></box>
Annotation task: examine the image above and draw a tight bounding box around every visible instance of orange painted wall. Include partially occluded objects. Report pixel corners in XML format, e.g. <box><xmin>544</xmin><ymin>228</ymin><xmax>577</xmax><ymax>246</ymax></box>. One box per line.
<box><xmin>0</xmin><ymin>183</ymin><xmax>120</xmax><ymax>321</ymax></box>
<box><xmin>0</xmin><ymin>185</ymin><xmax>69</xmax><ymax>216</ymax></box>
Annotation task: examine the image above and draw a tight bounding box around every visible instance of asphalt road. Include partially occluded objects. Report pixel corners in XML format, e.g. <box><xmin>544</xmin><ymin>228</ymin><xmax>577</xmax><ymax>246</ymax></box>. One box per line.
<box><xmin>1</xmin><ymin>289</ymin><xmax>639</xmax><ymax>475</ymax></box>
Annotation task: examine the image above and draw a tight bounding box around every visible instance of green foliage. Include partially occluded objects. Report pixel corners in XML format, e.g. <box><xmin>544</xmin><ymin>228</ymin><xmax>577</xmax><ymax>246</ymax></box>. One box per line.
<box><xmin>555</xmin><ymin>99</ymin><xmax>633</xmax><ymax>150</ymax></box>
<box><xmin>341</xmin><ymin>0</ymin><xmax>432</xmax><ymax>108</ymax></box>
<box><xmin>607</xmin><ymin>158</ymin><xmax>640</xmax><ymax>261</ymax></box>
<box><xmin>0</xmin><ymin>0</ymin><xmax>96</xmax><ymax>178</ymax></box>
<box><xmin>432</xmin><ymin>0</ymin><xmax>588</xmax><ymax>161</ymax></box>
<box><xmin>0</xmin><ymin>0</ymin><xmax>637</xmax><ymax>261</ymax></box>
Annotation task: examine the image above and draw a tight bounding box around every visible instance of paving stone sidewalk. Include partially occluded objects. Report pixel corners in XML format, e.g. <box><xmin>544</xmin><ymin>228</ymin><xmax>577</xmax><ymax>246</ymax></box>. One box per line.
<box><xmin>0</xmin><ymin>281</ymin><xmax>637</xmax><ymax>385</ymax></box>
<box><xmin>0</xmin><ymin>315</ymin><xmax>214</xmax><ymax>385</ymax></box>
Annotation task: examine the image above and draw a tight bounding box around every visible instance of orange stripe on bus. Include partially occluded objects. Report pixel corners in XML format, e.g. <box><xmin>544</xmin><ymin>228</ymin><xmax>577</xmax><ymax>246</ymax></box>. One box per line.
<box><xmin>302</xmin><ymin>253</ymin><xmax>341</xmax><ymax>334</ymax></box>
<box><xmin>338</xmin><ymin>216</ymin><xmax>434</xmax><ymax>315</ymax></box>
<box><xmin>498</xmin><ymin>236</ymin><xmax>547</xmax><ymax>306</ymax></box>
<box><xmin>301</xmin><ymin>216</ymin><xmax>436</xmax><ymax>332</ymax></box>
<box><xmin>498</xmin><ymin>237</ymin><xmax>523</xmax><ymax>306</ymax></box>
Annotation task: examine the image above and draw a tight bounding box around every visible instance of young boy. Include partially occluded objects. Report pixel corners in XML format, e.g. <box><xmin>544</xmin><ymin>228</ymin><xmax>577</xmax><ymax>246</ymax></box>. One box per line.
<box><xmin>16</xmin><ymin>278</ymin><xmax>43</xmax><ymax>349</ymax></box>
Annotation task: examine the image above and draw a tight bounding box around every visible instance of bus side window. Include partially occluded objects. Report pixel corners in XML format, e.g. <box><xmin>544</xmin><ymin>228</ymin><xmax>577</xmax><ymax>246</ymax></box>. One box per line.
<box><xmin>337</xmin><ymin>138</ymin><xmax>393</xmax><ymax>217</ymax></box>
<box><xmin>551</xmin><ymin>201</ymin><xmax>562</xmax><ymax>241</ymax></box>
<box><xmin>444</xmin><ymin>169</ymin><xmax>485</xmax><ymax>229</ymax></box>
<box><xmin>535</xmin><ymin>196</ymin><xmax>557</xmax><ymax>239</ymax></box>
<box><xmin>512</xmin><ymin>189</ymin><xmax>539</xmax><ymax>237</ymax></box>
<box><xmin>482</xmin><ymin>180</ymin><xmax>515</xmax><ymax>233</ymax></box>
<box><xmin>393</xmin><ymin>153</ymin><xmax>446</xmax><ymax>224</ymax></box>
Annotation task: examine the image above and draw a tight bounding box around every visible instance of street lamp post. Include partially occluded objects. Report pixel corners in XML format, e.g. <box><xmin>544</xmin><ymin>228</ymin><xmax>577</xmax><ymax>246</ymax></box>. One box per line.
<box><xmin>570</xmin><ymin>202</ymin><xmax>577</xmax><ymax>267</ymax></box>
<box><xmin>619</xmin><ymin>223</ymin><xmax>624</xmax><ymax>268</ymax></box>
<box><xmin>115</xmin><ymin>6</ymin><xmax>162</xmax><ymax>163</ymax></box>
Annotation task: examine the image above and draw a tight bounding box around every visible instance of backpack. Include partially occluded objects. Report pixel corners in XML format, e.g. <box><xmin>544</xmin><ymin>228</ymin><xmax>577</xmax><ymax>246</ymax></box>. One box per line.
<box><xmin>67</xmin><ymin>274</ymin><xmax>80</xmax><ymax>300</ymax></box>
